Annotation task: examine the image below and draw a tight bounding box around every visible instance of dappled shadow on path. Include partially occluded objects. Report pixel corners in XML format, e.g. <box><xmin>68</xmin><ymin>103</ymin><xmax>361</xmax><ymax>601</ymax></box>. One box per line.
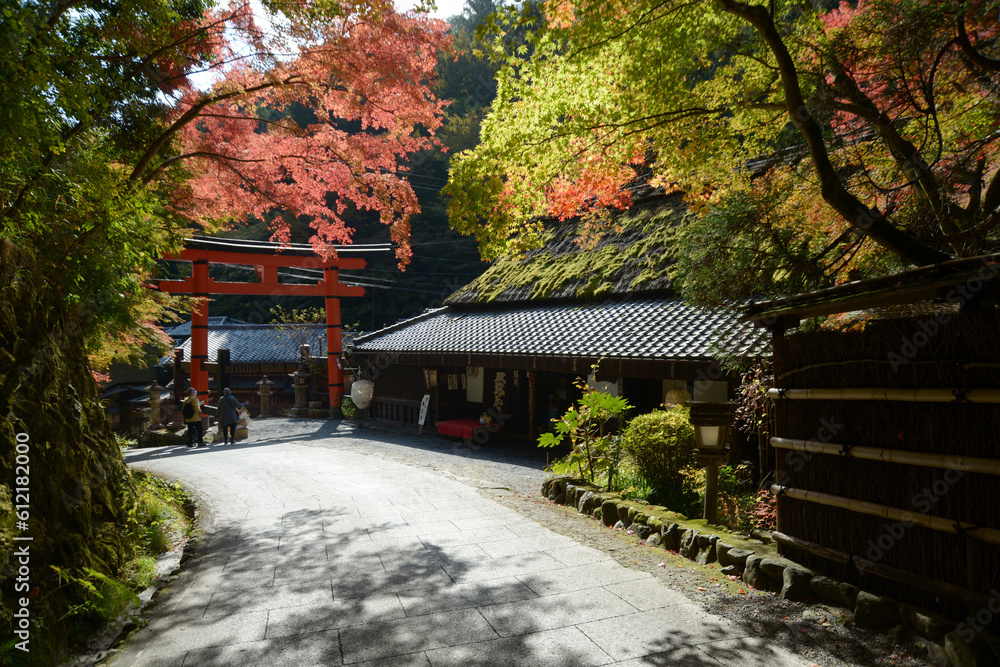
<box><xmin>131</xmin><ymin>508</ymin><xmax>614</xmax><ymax>665</ymax></box>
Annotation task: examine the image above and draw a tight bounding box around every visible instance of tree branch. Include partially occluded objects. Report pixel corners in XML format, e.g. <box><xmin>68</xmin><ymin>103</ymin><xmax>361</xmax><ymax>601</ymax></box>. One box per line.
<box><xmin>956</xmin><ymin>12</ymin><xmax>1000</xmax><ymax>72</ymax></box>
<box><xmin>983</xmin><ymin>168</ymin><xmax>1000</xmax><ymax>220</ymax></box>
<box><xmin>827</xmin><ymin>61</ymin><xmax>961</xmax><ymax>236</ymax></box>
<box><xmin>715</xmin><ymin>0</ymin><xmax>949</xmax><ymax>266</ymax></box>
<box><xmin>128</xmin><ymin>75</ymin><xmax>302</xmax><ymax>186</ymax></box>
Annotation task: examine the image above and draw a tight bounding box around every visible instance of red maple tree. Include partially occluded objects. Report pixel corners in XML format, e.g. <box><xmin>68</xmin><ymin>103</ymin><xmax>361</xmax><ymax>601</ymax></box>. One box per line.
<box><xmin>130</xmin><ymin>0</ymin><xmax>451</xmax><ymax>268</ymax></box>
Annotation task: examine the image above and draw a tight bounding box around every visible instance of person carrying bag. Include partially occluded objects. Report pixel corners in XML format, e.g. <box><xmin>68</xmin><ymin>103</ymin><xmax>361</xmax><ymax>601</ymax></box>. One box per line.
<box><xmin>182</xmin><ymin>387</ymin><xmax>205</xmax><ymax>448</ymax></box>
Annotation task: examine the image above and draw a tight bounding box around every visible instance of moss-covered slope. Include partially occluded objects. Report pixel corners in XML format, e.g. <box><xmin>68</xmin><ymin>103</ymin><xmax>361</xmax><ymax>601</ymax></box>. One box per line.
<box><xmin>1</xmin><ymin>241</ymin><xmax>133</xmax><ymax>665</ymax></box>
<box><xmin>447</xmin><ymin>192</ymin><xmax>688</xmax><ymax>304</ymax></box>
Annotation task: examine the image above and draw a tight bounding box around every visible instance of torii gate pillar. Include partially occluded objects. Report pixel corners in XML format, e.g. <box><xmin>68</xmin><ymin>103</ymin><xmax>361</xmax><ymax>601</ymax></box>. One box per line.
<box><xmin>190</xmin><ymin>258</ymin><xmax>210</xmax><ymax>400</ymax></box>
<box><xmin>325</xmin><ymin>267</ymin><xmax>344</xmax><ymax>412</ymax></box>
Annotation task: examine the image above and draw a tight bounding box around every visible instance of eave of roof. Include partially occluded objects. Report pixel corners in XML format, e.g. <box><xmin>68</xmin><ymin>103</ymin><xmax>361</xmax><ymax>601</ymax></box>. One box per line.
<box><xmin>743</xmin><ymin>253</ymin><xmax>1000</xmax><ymax>327</ymax></box>
<box><xmin>353</xmin><ymin>298</ymin><xmax>764</xmax><ymax>362</ymax></box>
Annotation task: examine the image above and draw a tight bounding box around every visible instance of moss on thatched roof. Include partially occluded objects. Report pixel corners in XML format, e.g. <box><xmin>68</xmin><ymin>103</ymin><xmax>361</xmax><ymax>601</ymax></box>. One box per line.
<box><xmin>446</xmin><ymin>192</ymin><xmax>688</xmax><ymax>305</ymax></box>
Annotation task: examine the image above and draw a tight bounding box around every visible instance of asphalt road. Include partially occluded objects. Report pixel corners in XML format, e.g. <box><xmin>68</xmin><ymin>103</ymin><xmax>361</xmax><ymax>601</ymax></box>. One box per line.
<box><xmin>108</xmin><ymin>418</ymin><xmax>812</xmax><ymax>666</ymax></box>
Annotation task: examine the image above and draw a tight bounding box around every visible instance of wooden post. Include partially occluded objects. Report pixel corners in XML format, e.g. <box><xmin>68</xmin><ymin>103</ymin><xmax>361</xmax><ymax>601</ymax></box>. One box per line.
<box><xmin>218</xmin><ymin>348</ymin><xmax>231</xmax><ymax>394</ymax></box>
<box><xmin>172</xmin><ymin>347</ymin><xmax>185</xmax><ymax>424</ymax></box>
<box><xmin>528</xmin><ymin>371</ymin><xmax>536</xmax><ymax>441</ymax></box>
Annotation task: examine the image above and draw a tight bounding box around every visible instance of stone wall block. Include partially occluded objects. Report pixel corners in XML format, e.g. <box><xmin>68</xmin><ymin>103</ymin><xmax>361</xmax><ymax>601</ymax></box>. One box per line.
<box><xmin>725</xmin><ymin>548</ymin><xmax>754</xmax><ymax>569</ymax></box>
<box><xmin>601</xmin><ymin>500</ymin><xmax>619</xmax><ymax>527</ymax></box>
<box><xmin>680</xmin><ymin>529</ymin><xmax>700</xmax><ymax>560</ymax></box>
<box><xmin>577</xmin><ymin>491</ymin><xmax>594</xmax><ymax>514</ymax></box>
<box><xmin>809</xmin><ymin>575</ymin><xmax>844</xmax><ymax>604</ymax></box>
<box><xmin>744</xmin><ymin>554</ymin><xmax>782</xmax><ymax>593</ymax></box>
<box><xmin>943</xmin><ymin>629</ymin><xmax>993</xmax><ymax>667</ymax></box>
<box><xmin>759</xmin><ymin>558</ymin><xmax>789</xmax><ymax>581</ymax></box>
<box><xmin>780</xmin><ymin>566</ymin><xmax>813</xmax><ymax>602</ymax></box>
<box><xmin>908</xmin><ymin>608</ymin><xmax>955</xmax><ymax>641</ymax></box>
<box><xmin>854</xmin><ymin>591</ymin><xmax>900</xmax><ymax>630</ymax></box>
<box><xmin>717</xmin><ymin>542</ymin><xmax>735</xmax><ymax>567</ymax></box>
<box><xmin>662</xmin><ymin>523</ymin><xmax>682</xmax><ymax>552</ymax></box>
<box><xmin>839</xmin><ymin>582</ymin><xmax>859</xmax><ymax>609</ymax></box>
<box><xmin>695</xmin><ymin>534</ymin><xmax>718</xmax><ymax>565</ymax></box>
<box><xmin>617</xmin><ymin>504</ymin><xmax>631</xmax><ymax>527</ymax></box>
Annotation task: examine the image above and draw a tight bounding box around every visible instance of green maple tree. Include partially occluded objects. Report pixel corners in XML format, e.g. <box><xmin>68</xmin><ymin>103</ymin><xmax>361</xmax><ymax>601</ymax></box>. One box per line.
<box><xmin>445</xmin><ymin>0</ymin><xmax>1000</xmax><ymax>300</ymax></box>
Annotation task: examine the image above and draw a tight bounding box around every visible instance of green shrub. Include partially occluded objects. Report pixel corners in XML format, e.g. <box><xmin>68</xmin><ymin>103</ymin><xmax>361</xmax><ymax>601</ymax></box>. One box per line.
<box><xmin>621</xmin><ymin>407</ymin><xmax>699</xmax><ymax>512</ymax></box>
<box><xmin>538</xmin><ymin>378</ymin><xmax>631</xmax><ymax>487</ymax></box>
<box><xmin>127</xmin><ymin>473</ymin><xmax>187</xmax><ymax>554</ymax></box>
<box><xmin>341</xmin><ymin>395</ymin><xmax>357</xmax><ymax>420</ymax></box>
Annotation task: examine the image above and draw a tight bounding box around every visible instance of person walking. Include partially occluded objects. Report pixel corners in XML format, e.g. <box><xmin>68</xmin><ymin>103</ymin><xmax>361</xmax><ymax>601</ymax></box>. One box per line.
<box><xmin>218</xmin><ymin>387</ymin><xmax>244</xmax><ymax>445</ymax></box>
<box><xmin>182</xmin><ymin>387</ymin><xmax>205</xmax><ymax>448</ymax></box>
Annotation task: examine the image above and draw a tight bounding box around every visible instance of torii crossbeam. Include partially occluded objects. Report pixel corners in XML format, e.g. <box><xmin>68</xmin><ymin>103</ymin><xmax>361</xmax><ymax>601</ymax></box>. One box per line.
<box><xmin>156</xmin><ymin>237</ymin><xmax>388</xmax><ymax>412</ymax></box>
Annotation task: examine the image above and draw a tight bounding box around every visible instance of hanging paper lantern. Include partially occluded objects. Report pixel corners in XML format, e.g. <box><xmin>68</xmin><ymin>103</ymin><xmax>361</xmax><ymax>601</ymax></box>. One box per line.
<box><xmin>351</xmin><ymin>380</ymin><xmax>374</xmax><ymax>409</ymax></box>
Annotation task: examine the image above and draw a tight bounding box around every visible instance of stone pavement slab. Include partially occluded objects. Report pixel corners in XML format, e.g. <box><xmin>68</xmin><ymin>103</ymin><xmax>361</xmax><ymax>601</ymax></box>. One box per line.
<box><xmin>108</xmin><ymin>423</ymin><xmax>813</xmax><ymax>667</ymax></box>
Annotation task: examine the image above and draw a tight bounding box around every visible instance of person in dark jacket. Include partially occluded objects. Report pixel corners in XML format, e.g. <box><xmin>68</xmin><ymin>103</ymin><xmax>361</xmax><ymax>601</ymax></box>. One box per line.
<box><xmin>218</xmin><ymin>387</ymin><xmax>244</xmax><ymax>445</ymax></box>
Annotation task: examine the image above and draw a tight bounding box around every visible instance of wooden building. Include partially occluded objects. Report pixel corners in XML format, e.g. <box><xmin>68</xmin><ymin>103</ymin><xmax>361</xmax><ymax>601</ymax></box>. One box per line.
<box><xmin>350</xmin><ymin>192</ymin><xmax>764</xmax><ymax>442</ymax></box>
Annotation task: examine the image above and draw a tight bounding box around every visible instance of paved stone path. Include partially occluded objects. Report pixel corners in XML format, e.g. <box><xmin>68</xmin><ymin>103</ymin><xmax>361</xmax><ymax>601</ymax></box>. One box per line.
<box><xmin>110</xmin><ymin>422</ymin><xmax>811</xmax><ymax>666</ymax></box>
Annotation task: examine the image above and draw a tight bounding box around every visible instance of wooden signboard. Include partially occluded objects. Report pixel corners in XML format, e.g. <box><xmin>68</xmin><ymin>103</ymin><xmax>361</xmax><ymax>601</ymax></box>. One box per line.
<box><xmin>417</xmin><ymin>394</ymin><xmax>431</xmax><ymax>434</ymax></box>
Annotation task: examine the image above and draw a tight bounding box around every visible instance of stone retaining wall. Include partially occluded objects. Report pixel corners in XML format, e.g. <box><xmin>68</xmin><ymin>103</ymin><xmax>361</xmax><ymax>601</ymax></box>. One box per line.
<box><xmin>543</xmin><ymin>476</ymin><xmax>997</xmax><ymax>667</ymax></box>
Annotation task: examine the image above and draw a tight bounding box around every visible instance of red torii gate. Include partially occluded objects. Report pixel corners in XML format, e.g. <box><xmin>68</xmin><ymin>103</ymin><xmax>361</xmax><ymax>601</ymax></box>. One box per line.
<box><xmin>157</xmin><ymin>237</ymin><xmax>386</xmax><ymax>412</ymax></box>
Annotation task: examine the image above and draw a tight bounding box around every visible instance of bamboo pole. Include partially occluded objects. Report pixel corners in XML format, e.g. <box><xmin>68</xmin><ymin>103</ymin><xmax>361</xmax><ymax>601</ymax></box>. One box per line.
<box><xmin>772</xmin><ymin>531</ymin><xmax>992</xmax><ymax>608</ymax></box>
<box><xmin>767</xmin><ymin>387</ymin><xmax>1000</xmax><ymax>403</ymax></box>
<box><xmin>770</xmin><ymin>485</ymin><xmax>1000</xmax><ymax>546</ymax></box>
<box><xmin>770</xmin><ymin>437</ymin><xmax>1000</xmax><ymax>475</ymax></box>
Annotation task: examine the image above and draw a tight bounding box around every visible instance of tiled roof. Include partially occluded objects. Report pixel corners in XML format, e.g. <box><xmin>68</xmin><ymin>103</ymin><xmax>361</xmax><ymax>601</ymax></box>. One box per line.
<box><xmin>174</xmin><ymin>324</ymin><xmax>330</xmax><ymax>364</ymax></box>
<box><xmin>352</xmin><ymin>299</ymin><xmax>764</xmax><ymax>361</ymax></box>
<box><xmin>166</xmin><ymin>316</ymin><xmax>250</xmax><ymax>339</ymax></box>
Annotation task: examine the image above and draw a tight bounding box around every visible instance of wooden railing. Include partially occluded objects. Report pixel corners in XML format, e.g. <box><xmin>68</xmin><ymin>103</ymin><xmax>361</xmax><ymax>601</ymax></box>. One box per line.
<box><xmin>371</xmin><ymin>397</ymin><xmax>421</xmax><ymax>426</ymax></box>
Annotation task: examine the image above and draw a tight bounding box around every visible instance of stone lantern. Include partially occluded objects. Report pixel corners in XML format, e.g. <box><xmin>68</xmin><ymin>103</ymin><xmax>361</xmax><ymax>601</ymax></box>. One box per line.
<box><xmin>256</xmin><ymin>376</ymin><xmax>276</xmax><ymax>419</ymax></box>
<box><xmin>144</xmin><ymin>380</ymin><xmax>166</xmax><ymax>428</ymax></box>
<box><xmin>289</xmin><ymin>344</ymin><xmax>311</xmax><ymax>417</ymax></box>
<box><xmin>686</xmin><ymin>401</ymin><xmax>738</xmax><ymax>525</ymax></box>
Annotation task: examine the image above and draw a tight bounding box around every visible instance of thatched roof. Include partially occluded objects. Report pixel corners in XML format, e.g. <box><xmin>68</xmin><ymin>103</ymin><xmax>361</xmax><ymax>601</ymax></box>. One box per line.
<box><xmin>446</xmin><ymin>191</ymin><xmax>688</xmax><ymax>305</ymax></box>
